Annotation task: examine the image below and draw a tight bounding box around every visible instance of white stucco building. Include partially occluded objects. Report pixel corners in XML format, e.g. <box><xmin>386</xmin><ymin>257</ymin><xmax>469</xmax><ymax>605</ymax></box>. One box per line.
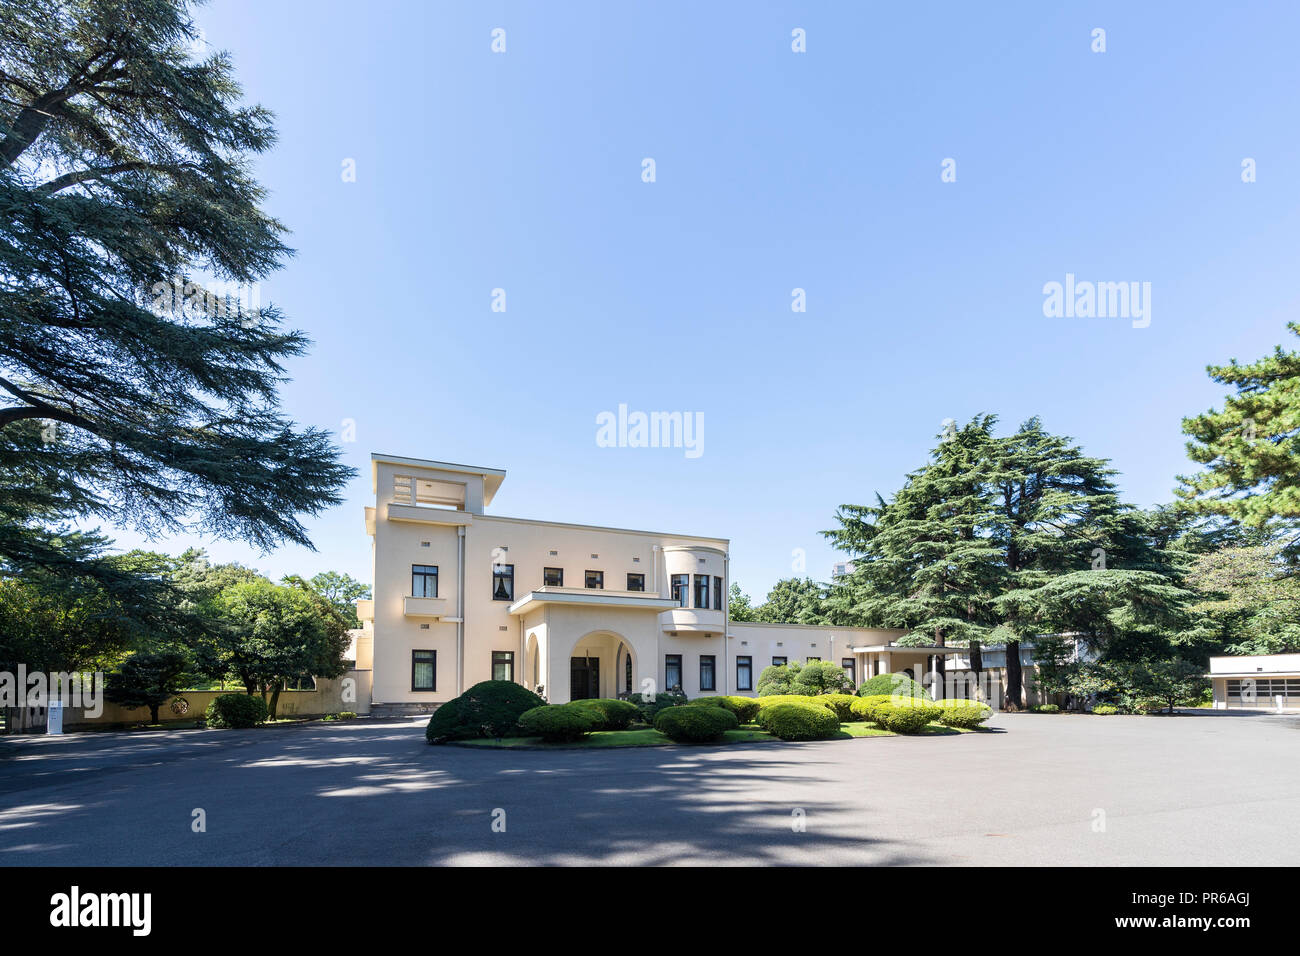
<box><xmin>353</xmin><ymin>454</ymin><xmax>1043</xmax><ymax>714</ymax></box>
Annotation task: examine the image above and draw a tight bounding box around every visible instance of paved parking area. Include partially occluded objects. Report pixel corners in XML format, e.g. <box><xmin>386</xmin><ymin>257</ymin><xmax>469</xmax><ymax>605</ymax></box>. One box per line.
<box><xmin>0</xmin><ymin>710</ymin><xmax>1296</xmax><ymax>865</ymax></box>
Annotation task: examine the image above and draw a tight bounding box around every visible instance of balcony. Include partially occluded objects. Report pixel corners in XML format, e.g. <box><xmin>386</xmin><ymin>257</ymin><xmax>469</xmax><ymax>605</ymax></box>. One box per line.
<box><xmin>403</xmin><ymin>596</ymin><xmax>449</xmax><ymax>618</ymax></box>
<box><xmin>660</xmin><ymin>607</ymin><xmax>725</xmax><ymax>635</ymax></box>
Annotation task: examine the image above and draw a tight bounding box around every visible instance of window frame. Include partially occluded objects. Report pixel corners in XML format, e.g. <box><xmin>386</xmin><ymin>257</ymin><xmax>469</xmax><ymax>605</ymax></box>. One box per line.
<box><xmin>492</xmin><ymin>563</ymin><xmax>515</xmax><ymax>602</ymax></box>
<box><xmin>713</xmin><ymin>576</ymin><xmax>723</xmax><ymax>611</ymax></box>
<box><xmin>772</xmin><ymin>656</ymin><xmax>787</xmax><ymax>667</ymax></box>
<box><xmin>543</xmin><ymin>567</ymin><xmax>563</xmax><ymax>588</ymax></box>
<box><xmin>700</xmin><ymin>654</ymin><xmax>716</xmax><ymax>692</ymax></box>
<box><xmin>585</xmin><ymin>569</ymin><xmax>604</xmax><ymax>590</ymax></box>
<box><xmin>411</xmin><ymin>564</ymin><xmax>439</xmax><ymax>598</ymax></box>
<box><xmin>411</xmin><ymin>649</ymin><xmax>436</xmax><ymax>692</ymax></box>
<box><xmin>671</xmin><ymin>574</ymin><xmax>689</xmax><ymax>607</ymax></box>
<box><xmin>665</xmin><ymin>654</ymin><xmax>683</xmax><ymax>692</ymax></box>
<box><xmin>693</xmin><ymin>574</ymin><xmax>710</xmax><ymax>609</ymax></box>
<box><xmin>842</xmin><ymin>658</ymin><xmax>856</xmax><ymax>686</ymax></box>
<box><xmin>626</xmin><ymin>572</ymin><xmax>645</xmax><ymax>592</ymax></box>
<box><xmin>492</xmin><ymin>650</ymin><xmax>515</xmax><ymax>682</ymax></box>
<box><xmin>736</xmin><ymin>655</ymin><xmax>753</xmax><ymax>691</ymax></box>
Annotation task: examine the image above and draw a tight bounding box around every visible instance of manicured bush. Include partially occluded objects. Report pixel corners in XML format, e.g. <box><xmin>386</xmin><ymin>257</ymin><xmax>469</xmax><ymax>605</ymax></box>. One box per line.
<box><xmin>204</xmin><ymin>693</ymin><xmax>268</xmax><ymax>729</ymax></box>
<box><xmin>689</xmin><ymin>695</ymin><xmax>762</xmax><ymax>724</ymax></box>
<box><xmin>626</xmin><ymin>690</ymin><xmax>688</xmax><ymax>723</ymax></box>
<box><xmin>791</xmin><ymin>660</ymin><xmax>855</xmax><ymax>696</ymax></box>
<box><xmin>849</xmin><ymin>697</ymin><xmax>875</xmax><ymax>720</ymax></box>
<box><xmin>872</xmin><ymin>699</ymin><xmax>942</xmax><ymax>734</ymax></box>
<box><xmin>757</xmin><ymin>701</ymin><xmax>840</xmax><ymax>741</ymax></box>
<box><xmin>856</xmin><ymin>672</ymin><xmax>932</xmax><ymax>700</ymax></box>
<box><xmin>854</xmin><ymin>694</ymin><xmax>898</xmax><ymax>724</ymax></box>
<box><xmin>338</xmin><ymin>711</ymin><xmax>357</xmax><ymax>720</ymax></box>
<box><xmin>816</xmin><ymin>693</ymin><xmax>861</xmax><ymax>722</ymax></box>
<box><xmin>517</xmin><ymin>704</ymin><xmax>600</xmax><ymax>742</ymax></box>
<box><xmin>755</xmin><ymin>694</ymin><xmax>824</xmax><ymax>710</ymax></box>
<box><xmin>654</xmin><ymin>705</ymin><xmax>738</xmax><ymax>742</ymax></box>
<box><xmin>425</xmin><ymin>680</ymin><xmax>545</xmax><ymax>743</ymax></box>
<box><xmin>936</xmin><ymin>699</ymin><xmax>992</xmax><ymax>729</ymax></box>
<box><xmin>1030</xmin><ymin>704</ymin><xmax>1061</xmax><ymax>714</ymax></box>
<box><xmin>1093</xmin><ymin>704</ymin><xmax>1120</xmax><ymax>715</ymax></box>
<box><xmin>755</xmin><ymin>660</ymin><xmax>803</xmax><ymax>696</ymax></box>
<box><xmin>568</xmin><ymin>698</ymin><xmax>639</xmax><ymax>730</ymax></box>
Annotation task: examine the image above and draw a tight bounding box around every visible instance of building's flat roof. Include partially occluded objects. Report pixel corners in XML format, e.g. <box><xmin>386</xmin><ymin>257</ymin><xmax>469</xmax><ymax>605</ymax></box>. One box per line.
<box><xmin>474</xmin><ymin>511</ymin><xmax>728</xmax><ymax>546</ymax></box>
<box><xmin>370</xmin><ymin>453</ymin><xmax>506</xmax><ymax>504</ymax></box>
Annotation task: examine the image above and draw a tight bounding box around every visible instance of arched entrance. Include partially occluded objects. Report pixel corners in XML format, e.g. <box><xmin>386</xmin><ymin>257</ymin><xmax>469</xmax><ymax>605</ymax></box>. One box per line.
<box><xmin>566</xmin><ymin>630</ymin><xmax>637</xmax><ymax>702</ymax></box>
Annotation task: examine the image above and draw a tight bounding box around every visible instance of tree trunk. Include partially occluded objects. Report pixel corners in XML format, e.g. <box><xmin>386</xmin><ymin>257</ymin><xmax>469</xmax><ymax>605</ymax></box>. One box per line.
<box><xmin>149</xmin><ymin>703</ymin><xmax>160</xmax><ymax>724</ymax></box>
<box><xmin>970</xmin><ymin>641</ymin><xmax>984</xmax><ymax>700</ymax></box>
<box><xmin>1005</xmin><ymin>640</ymin><xmax>1024</xmax><ymax>711</ymax></box>
<box><xmin>268</xmin><ymin>685</ymin><xmax>282</xmax><ymax>721</ymax></box>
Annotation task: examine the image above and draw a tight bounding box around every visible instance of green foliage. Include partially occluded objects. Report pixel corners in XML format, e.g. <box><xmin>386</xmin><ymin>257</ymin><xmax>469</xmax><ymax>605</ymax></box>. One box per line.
<box><xmin>755</xmin><ymin>577</ymin><xmax>829</xmax><ymax>624</ymax></box>
<box><xmin>425</xmin><ymin>680</ymin><xmax>545</xmax><ymax>743</ymax></box>
<box><xmin>849</xmin><ymin>697</ymin><xmax>875</xmax><ymax>720</ymax></box>
<box><xmin>1179</xmin><ymin>323</ymin><xmax>1300</xmax><ymax>526</ymax></box>
<box><xmin>653</xmin><ymin>705</ymin><xmax>738</xmax><ymax>742</ymax></box>
<box><xmin>1185</xmin><ymin>543</ymin><xmax>1300</xmax><ymax>655</ymax></box>
<box><xmin>626</xmin><ymin>690</ymin><xmax>687</xmax><ymax>723</ymax></box>
<box><xmin>1030</xmin><ymin>704</ymin><xmax>1061</xmax><ymax>713</ymax></box>
<box><xmin>688</xmin><ymin>695</ymin><xmax>762</xmax><ymax>723</ymax></box>
<box><xmin>728</xmin><ymin>583</ymin><xmax>758</xmax><ymax>622</ymax></box>
<box><xmin>754</xmin><ymin>694</ymin><xmax>823</xmax><ymax>710</ymax></box>
<box><xmin>517</xmin><ymin>704</ymin><xmax>599</xmax><ymax>742</ymax></box>
<box><xmin>1092</xmin><ymin>705</ymin><xmax>1120</xmax><ymax>715</ymax></box>
<box><xmin>856</xmin><ymin>672</ymin><xmax>931</xmax><ymax>700</ymax></box>
<box><xmin>872</xmin><ymin>699</ymin><xmax>942</xmax><ymax>733</ymax></box>
<box><xmin>205</xmin><ymin>693</ymin><xmax>267</xmax><ymax>729</ymax></box>
<box><xmin>104</xmin><ymin>649</ymin><xmax>190</xmax><ymax>724</ymax></box>
<box><xmin>854</xmin><ymin>694</ymin><xmax>896</xmax><ymax>723</ymax></box>
<box><xmin>567</xmin><ymin>698</ymin><xmax>639</xmax><ymax>730</ymax></box>
<box><xmin>814</xmin><ymin>693</ymin><xmax>860</xmax><ymax>721</ymax></box>
<box><xmin>755</xmin><ymin>660</ymin><xmax>802</xmax><ymax>696</ymax></box>
<box><xmin>756</xmin><ymin>701</ymin><xmax>840</xmax><ymax>740</ymax></box>
<box><xmin>301</xmin><ymin>571</ymin><xmax>371</xmax><ymax>631</ymax></box>
<box><xmin>0</xmin><ymin>0</ymin><xmax>352</xmax><ymax>591</ymax></box>
<box><xmin>936</xmin><ymin>699</ymin><xmax>992</xmax><ymax>728</ymax></box>
<box><xmin>791</xmin><ymin>660</ymin><xmax>854</xmax><ymax>695</ymax></box>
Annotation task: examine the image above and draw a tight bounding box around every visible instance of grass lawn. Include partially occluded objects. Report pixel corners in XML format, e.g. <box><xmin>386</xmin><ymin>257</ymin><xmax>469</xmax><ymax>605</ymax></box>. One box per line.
<box><xmin>450</xmin><ymin>720</ymin><xmax>971</xmax><ymax>749</ymax></box>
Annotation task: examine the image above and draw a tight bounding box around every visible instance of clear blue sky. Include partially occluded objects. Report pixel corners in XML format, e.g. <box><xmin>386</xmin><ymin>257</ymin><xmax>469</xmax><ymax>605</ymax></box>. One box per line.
<box><xmin>103</xmin><ymin>0</ymin><xmax>1300</xmax><ymax>600</ymax></box>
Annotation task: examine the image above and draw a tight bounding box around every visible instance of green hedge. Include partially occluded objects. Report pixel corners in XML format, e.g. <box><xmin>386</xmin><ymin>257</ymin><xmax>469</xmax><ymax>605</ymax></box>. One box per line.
<box><xmin>816</xmin><ymin>693</ymin><xmax>862</xmax><ymax>722</ymax></box>
<box><xmin>755</xmin><ymin>694</ymin><xmax>826</xmax><ymax>711</ymax></box>
<box><xmin>872</xmin><ymin>699</ymin><xmax>942</xmax><ymax>734</ymax></box>
<box><xmin>1030</xmin><ymin>704</ymin><xmax>1061</xmax><ymax>714</ymax></box>
<box><xmin>425</xmin><ymin>680</ymin><xmax>545</xmax><ymax>743</ymax></box>
<box><xmin>936</xmin><ymin>699</ymin><xmax>992</xmax><ymax>728</ymax></box>
<box><xmin>654</xmin><ymin>705</ymin><xmax>738</xmax><ymax>742</ymax></box>
<box><xmin>854</xmin><ymin>694</ymin><xmax>896</xmax><ymax>724</ymax></box>
<box><xmin>568</xmin><ymin>698</ymin><xmax>640</xmax><ymax>730</ymax></box>
<box><xmin>856</xmin><ymin>672</ymin><xmax>931</xmax><ymax>700</ymax></box>
<box><xmin>517</xmin><ymin>704</ymin><xmax>600</xmax><ymax>742</ymax></box>
<box><xmin>756</xmin><ymin>701</ymin><xmax>840</xmax><ymax>741</ymax></box>
<box><xmin>204</xmin><ymin>693</ymin><xmax>267</xmax><ymax>729</ymax></box>
<box><xmin>1093</xmin><ymin>704</ymin><xmax>1120</xmax><ymax>715</ymax></box>
<box><xmin>689</xmin><ymin>695</ymin><xmax>762</xmax><ymax>724</ymax></box>
<box><xmin>626</xmin><ymin>690</ymin><xmax>688</xmax><ymax>723</ymax></box>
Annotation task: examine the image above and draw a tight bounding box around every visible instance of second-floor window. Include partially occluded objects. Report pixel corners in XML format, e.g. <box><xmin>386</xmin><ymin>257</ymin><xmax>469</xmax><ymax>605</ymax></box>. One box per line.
<box><xmin>492</xmin><ymin>564</ymin><xmax>514</xmax><ymax>601</ymax></box>
<box><xmin>412</xmin><ymin>564</ymin><xmax>438</xmax><ymax>598</ymax></box>
<box><xmin>626</xmin><ymin>572</ymin><xmax>645</xmax><ymax>591</ymax></box>
<box><xmin>585</xmin><ymin>570</ymin><xmax>604</xmax><ymax>589</ymax></box>
<box><xmin>694</xmin><ymin>574</ymin><xmax>709</xmax><ymax>609</ymax></box>
<box><xmin>671</xmin><ymin>574</ymin><xmax>688</xmax><ymax>607</ymax></box>
<box><xmin>543</xmin><ymin>567</ymin><xmax>563</xmax><ymax>587</ymax></box>
<box><xmin>713</xmin><ymin>576</ymin><xmax>723</xmax><ymax>611</ymax></box>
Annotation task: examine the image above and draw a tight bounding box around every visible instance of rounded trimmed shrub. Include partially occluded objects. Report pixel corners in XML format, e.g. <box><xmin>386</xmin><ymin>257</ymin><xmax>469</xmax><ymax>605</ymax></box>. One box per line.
<box><xmin>849</xmin><ymin>697</ymin><xmax>875</xmax><ymax>720</ymax></box>
<box><xmin>856</xmin><ymin>672</ymin><xmax>932</xmax><ymax>700</ymax></box>
<box><xmin>855</xmin><ymin>694</ymin><xmax>898</xmax><ymax>724</ymax></box>
<box><xmin>816</xmin><ymin>693</ymin><xmax>861</xmax><ymax>722</ymax></box>
<box><xmin>568</xmin><ymin>698</ymin><xmax>639</xmax><ymax>730</ymax></box>
<box><xmin>626</xmin><ymin>690</ymin><xmax>687</xmax><ymax>723</ymax></box>
<box><xmin>654</xmin><ymin>705</ymin><xmax>738</xmax><ymax>742</ymax></box>
<box><xmin>689</xmin><ymin>695</ymin><xmax>761</xmax><ymax>724</ymax></box>
<box><xmin>755</xmin><ymin>694</ymin><xmax>824</xmax><ymax>711</ymax></box>
<box><xmin>204</xmin><ymin>693</ymin><xmax>268</xmax><ymax>729</ymax></box>
<box><xmin>517</xmin><ymin>704</ymin><xmax>600</xmax><ymax>742</ymax></box>
<box><xmin>756</xmin><ymin>701</ymin><xmax>840</xmax><ymax>741</ymax></box>
<box><xmin>936</xmin><ymin>699</ymin><xmax>992</xmax><ymax>728</ymax></box>
<box><xmin>873</xmin><ymin>699</ymin><xmax>942</xmax><ymax>734</ymax></box>
<box><xmin>425</xmin><ymin>680</ymin><xmax>545</xmax><ymax>743</ymax></box>
<box><xmin>1030</xmin><ymin>703</ymin><xmax>1061</xmax><ymax>714</ymax></box>
<box><xmin>1093</xmin><ymin>704</ymin><xmax>1120</xmax><ymax>715</ymax></box>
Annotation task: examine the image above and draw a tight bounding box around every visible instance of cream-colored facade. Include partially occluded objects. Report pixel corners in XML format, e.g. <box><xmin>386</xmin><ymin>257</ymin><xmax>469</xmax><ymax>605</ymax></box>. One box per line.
<box><xmin>356</xmin><ymin>454</ymin><xmax>932</xmax><ymax>714</ymax></box>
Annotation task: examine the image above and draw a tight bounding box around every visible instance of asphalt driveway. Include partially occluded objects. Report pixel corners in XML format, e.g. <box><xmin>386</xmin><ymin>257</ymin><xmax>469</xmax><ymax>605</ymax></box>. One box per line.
<box><xmin>0</xmin><ymin>710</ymin><xmax>1296</xmax><ymax>866</ymax></box>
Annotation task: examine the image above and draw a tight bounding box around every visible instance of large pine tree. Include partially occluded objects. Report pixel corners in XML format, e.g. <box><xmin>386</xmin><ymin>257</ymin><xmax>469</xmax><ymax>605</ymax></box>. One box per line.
<box><xmin>0</xmin><ymin>0</ymin><xmax>351</xmax><ymax>584</ymax></box>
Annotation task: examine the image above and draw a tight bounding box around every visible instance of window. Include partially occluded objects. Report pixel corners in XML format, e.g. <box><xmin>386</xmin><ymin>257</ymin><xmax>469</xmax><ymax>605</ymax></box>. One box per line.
<box><xmin>842</xmin><ymin>658</ymin><xmax>856</xmax><ymax>686</ymax></box>
<box><xmin>543</xmin><ymin>567</ymin><xmax>563</xmax><ymax>587</ymax></box>
<box><xmin>492</xmin><ymin>564</ymin><xmax>514</xmax><ymax>601</ymax></box>
<box><xmin>736</xmin><ymin>656</ymin><xmax>753</xmax><ymax>691</ymax></box>
<box><xmin>626</xmin><ymin>572</ymin><xmax>645</xmax><ymax>592</ymax></box>
<box><xmin>671</xmin><ymin>574</ymin><xmax>688</xmax><ymax>607</ymax></box>
<box><xmin>492</xmin><ymin>651</ymin><xmax>515</xmax><ymax>682</ymax></box>
<box><xmin>625</xmin><ymin>654</ymin><xmax>633</xmax><ymax>693</ymax></box>
<box><xmin>714</xmin><ymin>576</ymin><xmax>723</xmax><ymax>611</ymax></box>
<box><xmin>700</xmin><ymin>655</ymin><xmax>716</xmax><ymax>692</ymax></box>
<box><xmin>412</xmin><ymin>650</ymin><xmax>436</xmax><ymax>691</ymax></box>
<box><xmin>411</xmin><ymin>564</ymin><xmax>438</xmax><ymax>598</ymax></box>
<box><xmin>807</xmin><ymin>656</ymin><xmax>821</xmax><ymax>662</ymax></box>
<box><xmin>694</xmin><ymin>574</ymin><xmax>710</xmax><ymax>609</ymax></box>
<box><xmin>772</xmin><ymin>656</ymin><xmax>787</xmax><ymax>667</ymax></box>
<box><xmin>665</xmin><ymin>654</ymin><xmax>682</xmax><ymax>692</ymax></box>
<box><xmin>585</xmin><ymin>570</ymin><xmax>604</xmax><ymax>589</ymax></box>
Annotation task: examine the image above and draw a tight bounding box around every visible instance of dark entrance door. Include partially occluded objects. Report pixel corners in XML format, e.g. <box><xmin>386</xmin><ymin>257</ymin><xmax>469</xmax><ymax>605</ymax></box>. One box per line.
<box><xmin>570</xmin><ymin>657</ymin><xmax>599</xmax><ymax>700</ymax></box>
